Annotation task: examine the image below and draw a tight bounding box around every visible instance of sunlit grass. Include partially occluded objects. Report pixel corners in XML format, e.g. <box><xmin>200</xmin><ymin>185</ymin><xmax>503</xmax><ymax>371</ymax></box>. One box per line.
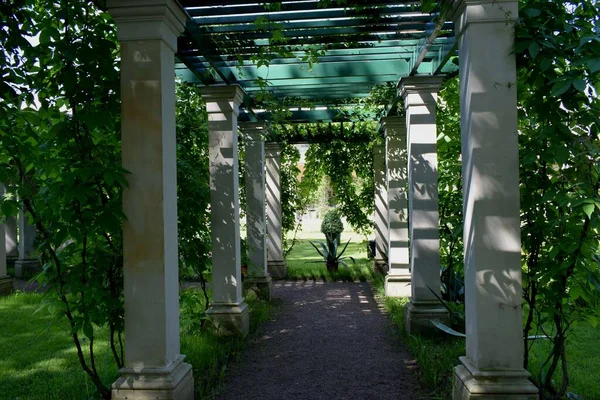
<box><xmin>373</xmin><ymin>276</ymin><xmax>600</xmax><ymax>400</ymax></box>
<box><xmin>0</xmin><ymin>289</ymin><xmax>272</xmax><ymax>400</ymax></box>
<box><xmin>285</xmin><ymin>238</ymin><xmax>376</xmax><ymax>282</ymax></box>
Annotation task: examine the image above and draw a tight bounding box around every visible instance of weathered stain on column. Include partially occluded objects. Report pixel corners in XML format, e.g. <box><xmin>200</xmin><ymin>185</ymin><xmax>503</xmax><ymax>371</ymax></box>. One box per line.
<box><xmin>452</xmin><ymin>0</ymin><xmax>538</xmax><ymax>398</ymax></box>
<box><xmin>373</xmin><ymin>144</ymin><xmax>389</xmax><ymax>272</ymax></box>
<box><xmin>107</xmin><ymin>1</ymin><xmax>194</xmax><ymax>398</ymax></box>
<box><xmin>240</xmin><ymin>122</ymin><xmax>272</xmax><ymax>300</ymax></box>
<box><xmin>203</xmin><ymin>85</ymin><xmax>250</xmax><ymax>336</ymax></box>
<box><xmin>265</xmin><ymin>142</ymin><xmax>286</xmax><ymax>278</ymax></box>
<box><xmin>400</xmin><ymin>75</ymin><xmax>449</xmax><ymax>335</ymax></box>
<box><xmin>383</xmin><ymin>116</ymin><xmax>411</xmax><ymax>297</ymax></box>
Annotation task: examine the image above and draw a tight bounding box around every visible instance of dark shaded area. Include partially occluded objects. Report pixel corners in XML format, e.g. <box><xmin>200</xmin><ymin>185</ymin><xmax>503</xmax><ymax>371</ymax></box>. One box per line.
<box><xmin>217</xmin><ymin>281</ymin><xmax>423</xmax><ymax>400</ymax></box>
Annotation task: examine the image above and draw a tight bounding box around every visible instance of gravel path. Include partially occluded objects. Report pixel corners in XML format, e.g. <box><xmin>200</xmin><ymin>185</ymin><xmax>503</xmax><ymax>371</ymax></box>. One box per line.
<box><xmin>216</xmin><ymin>281</ymin><xmax>424</xmax><ymax>400</ymax></box>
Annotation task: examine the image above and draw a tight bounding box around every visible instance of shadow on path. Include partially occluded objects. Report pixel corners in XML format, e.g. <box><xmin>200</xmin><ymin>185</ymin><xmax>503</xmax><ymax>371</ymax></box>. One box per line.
<box><xmin>216</xmin><ymin>281</ymin><xmax>423</xmax><ymax>400</ymax></box>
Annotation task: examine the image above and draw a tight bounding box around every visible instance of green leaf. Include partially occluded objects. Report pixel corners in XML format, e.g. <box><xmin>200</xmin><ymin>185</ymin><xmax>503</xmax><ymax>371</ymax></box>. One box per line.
<box><xmin>573</xmin><ymin>79</ymin><xmax>587</xmax><ymax>93</ymax></box>
<box><xmin>587</xmin><ymin>59</ymin><xmax>600</xmax><ymax>73</ymax></box>
<box><xmin>550</xmin><ymin>80</ymin><xmax>572</xmax><ymax>97</ymax></box>
<box><xmin>583</xmin><ymin>204</ymin><xmax>594</xmax><ymax>219</ymax></box>
<box><xmin>528</xmin><ymin>41</ymin><xmax>540</xmax><ymax>59</ymax></box>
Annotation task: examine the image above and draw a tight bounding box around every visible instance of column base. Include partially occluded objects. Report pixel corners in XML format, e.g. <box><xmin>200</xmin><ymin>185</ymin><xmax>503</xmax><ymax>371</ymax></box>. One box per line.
<box><xmin>206</xmin><ymin>301</ymin><xmax>250</xmax><ymax>337</ymax></box>
<box><xmin>112</xmin><ymin>355</ymin><xmax>194</xmax><ymax>400</ymax></box>
<box><xmin>453</xmin><ymin>357</ymin><xmax>538</xmax><ymax>400</ymax></box>
<box><xmin>404</xmin><ymin>299</ymin><xmax>450</xmax><ymax>335</ymax></box>
<box><xmin>245</xmin><ymin>275</ymin><xmax>273</xmax><ymax>301</ymax></box>
<box><xmin>0</xmin><ymin>276</ymin><xmax>13</xmax><ymax>295</ymax></box>
<box><xmin>385</xmin><ymin>273</ymin><xmax>411</xmax><ymax>297</ymax></box>
<box><xmin>267</xmin><ymin>259</ymin><xmax>287</xmax><ymax>279</ymax></box>
<box><xmin>14</xmin><ymin>259</ymin><xmax>42</xmax><ymax>279</ymax></box>
<box><xmin>372</xmin><ymin>259</ymin><xmax>388</xmax><ymax>274</ymax></box>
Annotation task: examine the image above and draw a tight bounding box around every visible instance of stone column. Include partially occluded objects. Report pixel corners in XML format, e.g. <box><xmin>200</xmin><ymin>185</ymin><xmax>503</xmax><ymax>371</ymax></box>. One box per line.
<box><xmin>373</xmin><ymin>143</ymin><xmax>389</xmax><ymax>273</ymax></box>
<box><xmin>5</xmin><ymin>216</ymin><xmax>18</xmax><ymax>259</ymax></box>
<box><xmin>383</xmin><ymin>116</ymin><xmax>411</xmax><ymax>297</ymax></box>
<box><xmin>107</xmin><ymin>1</ymin><xmax>194</xmax><ymax>399</ymax></box>
<box><xmin>15</xmin><ymin>208</ymin><xmax>41</xmax><ymax>278</ymax></box>
<box><xmin>265</xmin><ymin>143</ymin><xmax>287</xmax><ymax>278</ymax></box>
<box><xmin>202</xmin><ymin>85</ymin><xmax>249</xmax><ymax>337</ymax></box>
<box><xmin>240</xmin><ymin>122</ymin><xmax>273</xmax><ymax>300</ymax></box>
<box><xmin>0</xmin><ymin>185</ymin><xmax>13</xmax><ymax>295</ymax></box>
<box><xmin>399</xmin><ymin>76</ymin><xmax>449</xmax><ymax>334</ymax></box>
<box><xmin>452</xmin><ymin>0</ymin><xmax>538</xmax><ymax>399</ymax></box>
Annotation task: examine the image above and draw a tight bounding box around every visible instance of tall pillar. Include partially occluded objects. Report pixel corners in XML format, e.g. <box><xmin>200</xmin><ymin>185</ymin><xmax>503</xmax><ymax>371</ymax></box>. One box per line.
<box><xmin>265</xmin><ymin>143</ymin><xmax>286</xmax><ymax>278</ymax></box>
<box><xmin>14</xmin><ymin>208</ymin><xmax>41</xmax><ymax>278</ymax></box>
<box><xmin>5</xmin><ymin>216</ymin><xmax>18</xmax><ymax>259</ymax></box>
<box><xmin>202</xmin><ymin>85</ymin><xmax>249</xmax><ymax>337</ymax></box>
<box><xmin>0</xmin><ymin>185</ymin><xmax>14</xmax><ymax>295</ymax></box>
<box><xmin>452</xmin><ymin>1</ymin><xmax>538</xmax><ymax>399</ymax></box>
<box><xmin>383</xmin><ymin>116</ymin><xmax>411</xmax><ymax>297</ymax></box>
<box><xmin>107</xmin><ymin>1</ymin><xmax>194</xmax><ymax>399</ymax></box>
<box><xmin>240</xmin><ymin>122</ymin><xmax>272</xmax><ymax>300</ymax></box>
<box><xmin>400</xmin><ymin>76</ymin><xmax>450</xmax><ymax>334</ymax></box>
<box><xmin>373</xmin><ymin>143</ymin><xmax>389</xmax><ymax>273</ymax></box>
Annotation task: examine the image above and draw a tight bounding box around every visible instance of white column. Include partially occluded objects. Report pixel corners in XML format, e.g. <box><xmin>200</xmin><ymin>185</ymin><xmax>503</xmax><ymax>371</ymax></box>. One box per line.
<box><xmin>5</xmin><ymin>216</ymin><xmax>18</xmax><ymax>258</ymax></box>
<box><xmin>400</xmin><ymin>76</ymin><xmax>449</xmax><ymax>334</ymax></box>
<box><xmin>107</xmin><ymin>1</ymin><xmax>194</xmax><ymax>399</ymax></box>
<box><xmin>373</xmin><ymin>143</ymin><xmax>389</xmax><ymax>272</ymax></box>
<box><xmin>383</xmin><ymin>116</ymin><xmax>411</xmax><ymax>297</ymax></box>
<box><xmin>15</xmin><ymin>208</ymin><xmax>40</xmax><ymax>278</ymax></box>
<box><xmin>240</xmin><ymin>122</ymin><xmax>272</xmax><ymax>300</ymax></box>
<box><xmin>0</xmin><ymin>185</ymin><xmax>13</xmax><ymax>295</ymax></box>
<box><xmin>265</xmin><ymin>143</ymin><xmax>286</xmax><ymax>278</ymax></box>
<box><xmin>452</xmin><ymin>0</ymin><xmax>537</xmax><ymax>398</ymax></box>
<box><xmin>202</xmin><ymin>85</ymin><xmax>249</xmax><ymax>337</ymax></box>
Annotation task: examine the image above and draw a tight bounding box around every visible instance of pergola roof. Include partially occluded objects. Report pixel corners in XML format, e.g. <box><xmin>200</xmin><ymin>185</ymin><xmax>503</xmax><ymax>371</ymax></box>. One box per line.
<box><xmin>175</xmin><ymin>0</ymin><xmax>457</xmax><ymax>122</ymax></box>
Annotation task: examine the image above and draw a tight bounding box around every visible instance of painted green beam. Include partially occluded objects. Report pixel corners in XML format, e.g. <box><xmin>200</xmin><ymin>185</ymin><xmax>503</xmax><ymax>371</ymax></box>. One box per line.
<box><xmin>204</xmin><ymin>15</ymin><xmax>433</xmax><ymax>34</ymax></box>
<box><xmin>191</xmin><ymin>6</ymin><xmax>425</xmax><ymax>25</ymax></box>
<box><xmin>184</xmin><ymin>0</ymin><xmax>417</xmax><ymax>17</ymax></box>
<box><xmin>205</xmin><ymin>23</ymin><xmax>450</xmax><ymax>41</ymax></box>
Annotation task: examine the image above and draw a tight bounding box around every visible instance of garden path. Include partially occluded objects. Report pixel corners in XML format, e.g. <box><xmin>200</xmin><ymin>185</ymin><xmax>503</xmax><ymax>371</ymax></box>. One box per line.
<box><xmin>216</xmin><ymin>281</ymin><xmax>423</xmax><ymax>400</ymax></box>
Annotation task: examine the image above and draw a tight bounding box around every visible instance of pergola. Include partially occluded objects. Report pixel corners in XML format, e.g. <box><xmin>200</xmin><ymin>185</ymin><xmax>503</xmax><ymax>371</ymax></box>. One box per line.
<box><xmin>61</xmin><ymin>0</ymin><xmax>539</xmax><ymax>399</ymax></box>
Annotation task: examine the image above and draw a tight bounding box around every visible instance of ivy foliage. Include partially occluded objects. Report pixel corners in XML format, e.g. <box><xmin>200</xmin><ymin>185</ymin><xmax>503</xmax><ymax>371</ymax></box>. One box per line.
<box><xmin>514</xmin><ymin>0</ymin><xmax>600</xmax><ymax>397</ymax></box>
<box><xmin>0</xmin><ymin>1</ymin><xmax>124</xmax><ymax>398</ymax></box>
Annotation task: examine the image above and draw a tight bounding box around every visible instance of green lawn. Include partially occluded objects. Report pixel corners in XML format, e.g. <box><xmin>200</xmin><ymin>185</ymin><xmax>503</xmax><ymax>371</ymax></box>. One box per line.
<box><xmin>372</xmin><ymin>279</ymin><xmax>600</xmax><ymax>400</ymax></box>
<box><xmin>285</xmin><ymin>238</ymin><xmax>376</xmax><ymax>282</ymax></box>
<box><xmin>0</xmin><ymin>289</ymin><xmax>272</xmax><ymax>400</ymax></box>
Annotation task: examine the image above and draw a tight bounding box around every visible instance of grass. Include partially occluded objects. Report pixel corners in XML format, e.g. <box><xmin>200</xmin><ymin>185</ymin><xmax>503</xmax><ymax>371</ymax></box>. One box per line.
<box><xmin>285</xmin><ymin>238</ymin><xmax>376</xmax><ymax>282</ymax></box>
<box><xmin>372</xmin><ymin>278</ymin><xmax>600</xmax><ymax>399</ymax></box>
<box><xmin>0</xmin><ymin>288</ymin><xmax>273</xmax><ymax>400</ymax></box>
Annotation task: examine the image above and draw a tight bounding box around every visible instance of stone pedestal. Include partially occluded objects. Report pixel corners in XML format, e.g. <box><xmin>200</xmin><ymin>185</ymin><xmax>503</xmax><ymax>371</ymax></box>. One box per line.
<box><xmin>240</xmin><ymin>122</ymin><xmax>273</xmax><ymax>301</ymax></box>
<box><xmin>107</xmin><ymin>1</ymin><xmax>194</xmax><ymax>398</ymax></box>
<box><xmin>373</xmin><ymin>144</ymin><xmax>389</xmax><ymax>273</ymax></box>
<box><xmin>265</xmin><ymin>143</ymin><xmax>287</xmax><ymax>279</ymax></box>
<box><xmin>112</xmin><ymin>356</ymin><xmax>194</xmax><ymax>400</ymax></box>
<box><xmin>404</xmin><ymin>299</ymin><xmax>450</xmax><ymax>335</ymax></box>
<box><xmin>382</xmin><ymin>116</ymin><xmax>411</xmax><ymax>297</ymax></box>
<box><xmin>14</xmin><ymin>259</ymin><xmax>42</xmax><ymax>279</ymax></box>
<box><xmin>452</xmin><ymin>0</ymin><xmax>538</xmax><ymax>398</ymax></box>
<box><xmin>454</xmin><ymin>358</ymin><xmax>538</xmax><ymax>400</ymax></box>
<box><xmin>15</xmin><ymin>209</ymin><xmax>41</xmax><ymax>278</ymax></box>
<box><xmin>399</xmin><ymin>75</ymin><xmax>449</xmax><ymax>334</ymax></box>
<box><xmin>202</xmin><ymin>85</ymin><xmax>249</xmax><ymax>338</ymax></box>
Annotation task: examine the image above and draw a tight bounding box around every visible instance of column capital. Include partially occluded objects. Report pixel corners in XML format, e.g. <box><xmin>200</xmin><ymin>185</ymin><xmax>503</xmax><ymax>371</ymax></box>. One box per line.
<box><xmin>265</xmin><ymin>142</ymin><xmax>282</xmax><ymax>158</ymax></box>
<box><xmin>201</xmin><ymin>85</ymin><xmax>246</xmax><ymax>118</ymax></box>
<box><xmin>398</xmin><ymin>75</ymin><xmax>444</xmax><ymax>104</ymax></box>
<box><xmin>107</xmin><ymin>0</ymin><xmax>187</xmax><ymax>52</ymax></box>
<box><xmin>239</xmin><ymin>121</ymin><xmax>268</xmax><ymax>141</ymax></box>
<box><xmin>380</xmin><ymin>116</ymin><xmax>406</xmax><ymax>138</ymax></box>
<box><xmin>452</xmin><ymin>0</ymin><xmax>518</xmax><ymax>33</ymax></box>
